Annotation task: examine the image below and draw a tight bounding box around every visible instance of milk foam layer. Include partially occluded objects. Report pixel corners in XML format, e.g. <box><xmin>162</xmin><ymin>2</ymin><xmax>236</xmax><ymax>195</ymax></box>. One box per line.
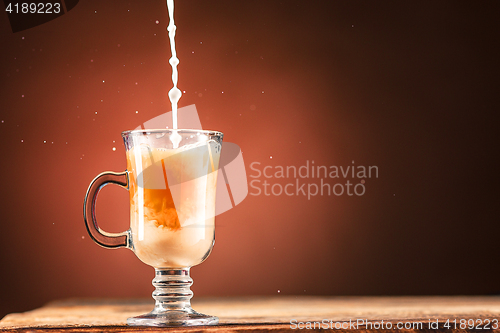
<box><xmin>126</xmin><ymin>141</ymin><xmax>220</xmax><ymax>268</ymax></box>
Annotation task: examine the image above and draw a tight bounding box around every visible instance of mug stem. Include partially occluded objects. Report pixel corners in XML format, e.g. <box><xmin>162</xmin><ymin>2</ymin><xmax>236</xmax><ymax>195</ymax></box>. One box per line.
<box><xmin>127</xmin><ymin>268</ymin><xmax>219</xmax><ymax>326</ymax></box>
<box><xmin>152</xmin><ymin>268</ymin><xmax>194</xmax><ymax>312</ymax></box>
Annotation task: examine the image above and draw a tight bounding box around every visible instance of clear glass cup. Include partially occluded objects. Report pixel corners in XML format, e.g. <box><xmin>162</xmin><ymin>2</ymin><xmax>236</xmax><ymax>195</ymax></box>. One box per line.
<box><xmin>84</xmin><ymin>129</ymin><xmax>223</xmax><ymax>327</ymax></box>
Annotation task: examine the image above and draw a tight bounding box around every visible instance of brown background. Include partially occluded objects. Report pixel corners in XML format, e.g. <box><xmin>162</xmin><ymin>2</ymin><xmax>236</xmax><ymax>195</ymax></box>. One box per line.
<box><xmin>1</xmin><ymin>0</ymin><xmax>499</xmax><ymax>319</ymax></box>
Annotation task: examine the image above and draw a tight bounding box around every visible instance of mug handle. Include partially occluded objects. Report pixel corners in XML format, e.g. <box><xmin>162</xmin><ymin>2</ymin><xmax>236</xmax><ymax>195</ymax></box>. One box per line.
<box><xmin>83</xmin><ymin>171</ymin><xmax>131</xmax><ymax>249</ymax></box>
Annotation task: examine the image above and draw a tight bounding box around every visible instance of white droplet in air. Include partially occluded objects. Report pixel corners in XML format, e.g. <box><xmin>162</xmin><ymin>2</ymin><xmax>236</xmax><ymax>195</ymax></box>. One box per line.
<box><xmin>95</xmin><ymin>111</ymin><xmax>97</xmax><ymax>114</ymax></box>
<box><xmin>155</xmin><ymin>20</ymin><xmax>159</xmax><ymax>24</ymax></box>
<box><xmin>135</xmin><ymin>110</ymin><xmax>138</xmax><ymax>114</ymax></box>
<box><xmin>277</xmin><ymin>290</ymin><xmax>280</xmax><ymax>293</ymax></box>
<box><xmin>112</xmin><ymin>147</ymin><xmax>116</xmax><ymax>151</ymax></box>
<box><xmin>270</xmin><ymin>156</ymin><xmax>273</xmax><ymax>159</ymax></box>
<box><xmin>43</xmin><ymin>141</ymin><xmax>46</xmax><ymax>143</ymax></box>
<box><xmin>22</xmin><ymin>95</ymin><xmax>24</xmax><ymax>98</ymax></box>
<box><xmin>82</xmin><ymin>236</ymin><xmax>85</xmax><ymax>239</ymax></box>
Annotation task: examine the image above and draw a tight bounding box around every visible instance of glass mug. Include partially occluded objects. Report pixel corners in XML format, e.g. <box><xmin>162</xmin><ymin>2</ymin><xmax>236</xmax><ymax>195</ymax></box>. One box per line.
<box><xmin>84</xmin><ymin>129</ymin><xmax>223</xmax><ymax>327</ymax></box>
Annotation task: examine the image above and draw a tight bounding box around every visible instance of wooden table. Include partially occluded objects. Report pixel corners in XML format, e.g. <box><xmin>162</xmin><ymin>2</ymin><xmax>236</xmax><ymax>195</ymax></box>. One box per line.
<box><xmin>1</xmin><ymin>297</ymin><xmax>500</xmax><ymax>332</ymax></box>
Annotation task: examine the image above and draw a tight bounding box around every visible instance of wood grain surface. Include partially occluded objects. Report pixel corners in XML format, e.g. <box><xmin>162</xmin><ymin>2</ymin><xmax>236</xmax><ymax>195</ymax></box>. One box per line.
<box><xmin>1</xmin><ymin>297</ymin><xmax>500</xmax><ymax>332</ymax></box>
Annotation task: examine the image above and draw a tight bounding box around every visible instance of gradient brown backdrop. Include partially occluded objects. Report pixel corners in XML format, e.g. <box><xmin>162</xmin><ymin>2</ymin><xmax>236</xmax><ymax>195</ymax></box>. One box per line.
<box><xmin>1</xmin><ymin>0</ymin><xmax>499</xmax><ymax>319</ymax></box>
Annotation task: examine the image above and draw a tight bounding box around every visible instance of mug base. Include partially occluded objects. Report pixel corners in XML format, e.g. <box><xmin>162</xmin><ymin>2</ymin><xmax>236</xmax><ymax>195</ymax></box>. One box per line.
<box><xmin>127</xmin><ymin>310</ymin><xmax>219</xmax><ymax>327</ymax></box>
